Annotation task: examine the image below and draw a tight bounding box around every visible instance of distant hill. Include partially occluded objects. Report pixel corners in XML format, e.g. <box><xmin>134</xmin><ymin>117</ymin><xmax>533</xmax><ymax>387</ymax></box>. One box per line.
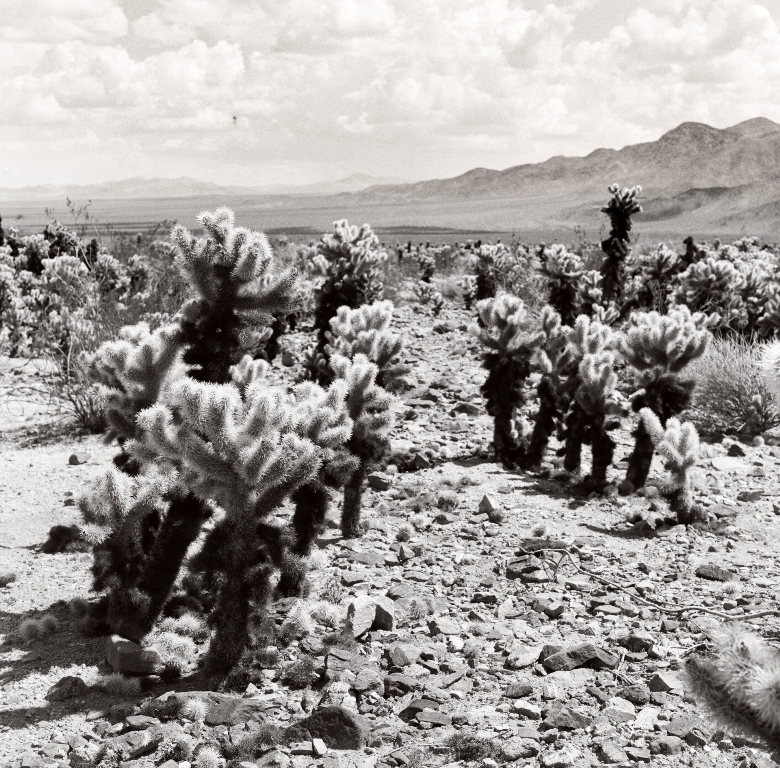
<box><xmin>3</xmin><ymin>119</ymin><xmax>780</xmax><ymax>238</ymax></box>
<box><xmin>0</xmin><ymin>173</ymin><xmax>403</xmax><ymax>202</ymax></box>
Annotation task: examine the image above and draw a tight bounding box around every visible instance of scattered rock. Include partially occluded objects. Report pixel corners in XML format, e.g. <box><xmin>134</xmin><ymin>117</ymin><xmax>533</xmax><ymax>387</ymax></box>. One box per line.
<box><xmin>105</xmin><ymin>635</ymin><xmax>163</xmax><ymax>675</ymax></box>
<box><xmin>695</xmin><ymin>563</ymin><xmax>737</xmax><ymax>582</ymax></box>
<box><xmin>45</xmin><ymin>675</ymin><xmax>88</xmax><ymax>701</ymax></box>
<box><xmin>292</xmin><ymin>706</ymin><xmax>370</xmax><ymax>750</ymax></box>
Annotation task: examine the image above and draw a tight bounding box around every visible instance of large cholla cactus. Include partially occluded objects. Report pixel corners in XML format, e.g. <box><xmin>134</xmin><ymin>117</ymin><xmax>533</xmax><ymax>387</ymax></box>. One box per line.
<box><xmin>129</xmin><ymin>366</ymin><xmax>353</xmax><ymax>671</ymax></box>
<box><xmin>600</xmin><ymin>184</ymin><xmax>642</xmax><ymax>307</ymax></box>
<box><xmin>526</xmin><ymin>306</ymin><xmax>568</xmax><ymax>466</ymax></box>
<box><xmin>631</xmin><ymin>244</ymin><xmax>682</xmax><ymax>313</ymax></box>
<box><xmin>306</xmin><ymin>220</ymin><xmax>387</xmax><ymax>379</ymax></box>
<box><xmin>477</xmin><ymin>295</ymin><xmax>544</xmax><ymax>466</ymax></box>
<box><xmin>687</xmin><ymin>626</ymin><xmax>780</xmax><ymax>750</ymax></box>
<box><xmin>79</xmin><ymin>210</ymin><xmax>302</xmax><ymax>651</ymax></box>
<box><xmin>172</xmin><ymin>207</ymin><xmax>298</xmax><ymax>383</ymax></box>
<box><xmin>540</xmin><ymin>245</ymin><xmax>584</xmax><ymax>326</ymax></box>
<box><xmin>333</xmin><ymin>354</ymin><xmax>395</xmax><ymax>538</ymax></box>
<box><xmin>620</xmin><ymin>307</ymin><xmax>710</xmax><ymax>492</ymax></box>
<box><xmin>639</xmin><ymin>408</ymin><xmax>700</xmax><ymax>522</ymax></box>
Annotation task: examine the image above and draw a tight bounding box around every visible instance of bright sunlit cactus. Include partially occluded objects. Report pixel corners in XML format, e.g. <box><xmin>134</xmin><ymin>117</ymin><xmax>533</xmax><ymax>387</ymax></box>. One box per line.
<box><xmin>620</xmin><ymin>307</ymin><xmax>710</xmax><ymax>493</ymax></box>
<box><xmin>540</xmin><ymin>245</ymin><xmax>584</xmax><ymax>327</ymax></box>
<box><xmin>639</xmin><ymin>408</ymin><xmax>701</xmax><ymax>523</ymax></box>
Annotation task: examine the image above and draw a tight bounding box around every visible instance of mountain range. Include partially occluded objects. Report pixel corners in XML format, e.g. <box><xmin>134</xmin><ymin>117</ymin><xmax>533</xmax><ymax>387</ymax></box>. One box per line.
<box><xmin>3</xmin><ymin>118</ymin><xmax>780</xmax><ymax>238</ymax></box>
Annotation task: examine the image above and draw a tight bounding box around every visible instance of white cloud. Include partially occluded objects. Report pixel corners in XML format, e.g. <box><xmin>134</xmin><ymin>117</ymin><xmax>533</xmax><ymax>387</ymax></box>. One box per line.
<box><xmin>2</xmin><ymin>0</ymin><xmax>780</xmax><ymax>186</ymax></box>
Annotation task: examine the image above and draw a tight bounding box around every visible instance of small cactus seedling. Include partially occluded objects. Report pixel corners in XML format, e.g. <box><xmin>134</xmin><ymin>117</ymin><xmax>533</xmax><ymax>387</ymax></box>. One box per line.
<box><xmin>477</xmin><ymin>295</ymin><xmax>544</xmax><ymax>466</ymax></box>
<box><xmin>639</xmin><ymin>408</ymin><xmax>701</xmax><ymax>523</ymax></box>
<box><xmin>621</xmin><ymin>307</ymin><xmax>709</xmax><ymax>492</ymax></box>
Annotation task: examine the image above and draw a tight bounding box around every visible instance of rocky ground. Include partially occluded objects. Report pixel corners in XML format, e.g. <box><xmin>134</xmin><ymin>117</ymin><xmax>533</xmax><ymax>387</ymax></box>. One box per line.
<box><xmin>1</xmin><ymin>304</ymin><xmax>780</xmax><ymax>768</ymax></box>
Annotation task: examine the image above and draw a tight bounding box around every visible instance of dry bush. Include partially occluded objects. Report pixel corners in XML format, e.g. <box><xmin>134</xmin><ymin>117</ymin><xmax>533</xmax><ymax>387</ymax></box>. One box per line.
<box><xmin>687</xmin><ymin>336</ymin><xmax>780</xmax><ymax>436</ymax></box>
<box><xmin>0</xmin><ymin>572</ymin><xmax>17</xmax><ymax>588</ymax></box>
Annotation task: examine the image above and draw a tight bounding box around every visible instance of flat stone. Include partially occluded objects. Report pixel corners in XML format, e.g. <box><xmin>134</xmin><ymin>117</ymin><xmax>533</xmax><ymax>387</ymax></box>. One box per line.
<box><xmin>428</xmin><ymin>617</ymin><xmax>460</xmax><ymax>636</ymax></box>
<box><xmin>169</xmin><ymin>692</ymin><xmax>271</xmax><ymax>725</ymax></box>
<box><xmin>415</xmin><ymin>709</ymin><xmax>451</xmax><ymax>726</ymax></box>
<box><xmin>513</xmin><ymin>700</ymin><xmax>541</xmax><ymax>719</ymax></box>
<box><xmin>502</xmin><ymin>737</ymin><xmax>540</xmax><ymax>760</ymax></box>
<box><xmin>292</xmin><ymin>706</ymin><xmax>370</xmax><ymax>750</ymax></box>
<box><xmin>46</xmin><ymin>676</ymin><xmax>88</xmax><ymax>702</ymax></box>
<box><xmin>625</xmin><ymin>746</ymin><xmax>651</xmax><ymax>762</ymax></box>
<box><xmin>648</xmin><ymin>672</ymin><xmax>683</xmax><ymax>693</ymax></box>
<box><xmin>649</xmin><ymin>735</ymin><xmax>683</xmax><ymax>755</ymax></box>
<box><xmin>104</xmin><ymin>728</ymin><xmax>163</xmax><ymax>760</ymax></box>
<box><xmin>346</xmin><ymin>596</ymin><xmax>377</xmax><ymax>638</ymax></box>
<box><xmin>711</xmin><ymin>457</ymin><xmax>747</xmax><ymax>472</ymax></box>
<box><xmin>543</xmin><ymin>702</ymin><xmax>593</xmax><ymax>730</ymax></box>
<box><xmin>600</xmin><ymin>741</ymin><xmax>629</xmax><ymax>764</ymax></box>
<box><xmin>504</xmin><ymin>682</ymin><xmax>534</xmax><ymax>699</ymax></box>
<box><xmin>542</xmin><ymin>643</ymin><xmax>619</xmax><ymax>672</ymax></box>
<box><xmin>105</xmin><ymin>635</ymin><xmax>163</xmax><ymax>675</ymax></box>
<box><xmin>695</xmin><ymin>563</ymin><xmax>737</xmax><ymax>582</ymax></box>
<box><xmin>367</xmin><ymin>472</ymin><xmax>392</xmax><ymax>491</ymax></box>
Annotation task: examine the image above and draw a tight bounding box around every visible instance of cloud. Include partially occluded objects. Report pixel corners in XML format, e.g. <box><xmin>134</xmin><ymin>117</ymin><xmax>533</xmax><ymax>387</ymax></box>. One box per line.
<box><xmin>2</xmin><ymin>0</ymin><xmax>780</xmax><ymax>186</ymax></box>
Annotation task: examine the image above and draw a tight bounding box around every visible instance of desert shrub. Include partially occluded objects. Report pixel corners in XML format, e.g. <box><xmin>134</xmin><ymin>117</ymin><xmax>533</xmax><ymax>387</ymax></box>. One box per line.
<box><xmin>98</xmin><ymin>673</ymin><xmax>142</xmax><ymax>697</ymax></box>
<box><xmin>0</xmin><ymin>572</ymin><xmax>17</xmax><ymax>588</ymax></box>
<box><xmin>447</xmin><ymin>733</ymin><xmax>503</xmax><ymax>762</ymax></box>
<box><xmin>687</xmin><ymin>336</ymin><xmax>780</xmax><ymax>436</ymax></box>
<box><xmin>280</xmin><ymin>655</ymin><xmax>316</xmax><ymax>688</ymax></box>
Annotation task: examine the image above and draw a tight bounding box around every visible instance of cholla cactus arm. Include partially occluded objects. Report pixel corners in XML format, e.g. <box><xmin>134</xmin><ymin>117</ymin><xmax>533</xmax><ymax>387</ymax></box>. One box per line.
<box><xmin>89</xmin><ymin>322</ymin><xmax>184</xmax><ymax>453</ymax></box>
<box><xmin>687</xmin><ymin>626</ymin><xmax>780</xmax><ymax>749</ymax></box>
<box><xmin>325</xmin><ymin>301</ymin><xmax>405</xmax><ymax>387</ymax></box>
<box><xmin>476</xmin><ymin>295</ymin><xmax>544</xmax><ymax>466</ymax></box>
<box><xmin>171</xmin><ymin>209</ymin><xmax>298</xmax><ymax>384</ymax></box>
<box><xmin>600</xmin><ymin>184</ymin><xmax>642</xmax><ymax>306</ymax></box>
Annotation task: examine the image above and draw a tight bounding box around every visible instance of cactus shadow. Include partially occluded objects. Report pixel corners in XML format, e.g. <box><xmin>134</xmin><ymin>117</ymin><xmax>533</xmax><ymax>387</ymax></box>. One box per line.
<box><xmin>0</xmin><ymin>601</ymin><xmax>108</xmax><ymax>694</ymax></box>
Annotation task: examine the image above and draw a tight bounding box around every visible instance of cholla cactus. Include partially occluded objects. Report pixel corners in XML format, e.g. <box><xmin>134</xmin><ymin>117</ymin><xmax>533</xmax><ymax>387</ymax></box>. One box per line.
<box><xmin>577</xmin><ymin>270</ymin><xmax>604</xmax><ymax>318</ymax></box>
<box><xmin>632</xmin><ymin>244</ymin><xmax>681</xmax><ymax>312</ymax></box>
<box><xmin>413</xmin><ymin>280</ymin><xmax>434</xmax><ymax>305</ymax></box>
<box><xmin>556</xmin><ymin>315</ymin><xmax>619</xmax><ymax>476</ymax></box>
<box><xmin>130</xmin><ymin>371</ymin><xmax>352</xmax><ymax>671</ymax></box>
<box><xmin>639</xmin><ymin>409</ymin><xmax>700</xmax><ymax>522</ymax></box>
<box><xmin>78</xmin><ymin>210</ymin><xmax>302</xmax><ymax>649</ymax></box>
<box><xmin>540</xmin><ymin>245</ymin><xmax>584</xmax><ymax>326</ymax></box>
<box><xmin>565</xmin><ymin>352</ymin><xmax>621</xmax><ymax>488</ymax></box>
<box><xmin>431</xmin><ymin>291</ymin><xmax>445</xmax><ymax>317</ymax></box>
<box><xmin>677</xmin><ymin>255</ymin><xmax>746</xmax><ymax>332</ymax></box>
<box><xmin>325</xmin><ymin>301</ymin><xmax>405</xmax><ymax>388</ymax></box>
<box><xmin>332</xmin><ymin>354</ymin><xmax>395</xmax><ymax>538</ymax></box>
<box><xmin>460</xmin><ymin>275</ymin><xmax>478</xmax><ymax>309</ymax></box>
<box><xmin>414</xmin><ymin>248</ymin><xmax>436</xmax><ymax>282</ymax></box>
<box><xmin>477</xmin><ymin>295</ymin><xmax>544</xmax><ymax>466</ymax></box>
<box><xmin>600</xmin><ymin>184</ymin><xmax>642</xmax><ymax>307</ymax></box>
<box><xmin>687</xmin><ymin>626</ymin><xmax>780</xmax><ymax>750</ymax></box>
<box><xmin>526</xmin><ymin>306</ymin><xmax>568</xmax><ymax>466</ymax></box>
<box><xmin>621</xmin><ymin>307</ymin><xmax>710</xmax><ymax>492</ymax></box>
<box><xmin>306</xmin><ymin>220</ymin><xmax>386</xmax><ymax>378</ymax></box>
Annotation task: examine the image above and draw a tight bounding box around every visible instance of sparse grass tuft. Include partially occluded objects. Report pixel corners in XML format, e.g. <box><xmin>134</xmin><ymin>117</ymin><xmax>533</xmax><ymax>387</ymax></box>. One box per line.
<box><xmin>396</xmin><ymin>524</ymin><xmax>414</xmax><ymax>542</ymax></box>
<box><xmin>98</xmin><ymin>673</ymin><xmax>142</xmax><ymax>697</ymax></box>
<box><xmin>311</xmin><ymin>601</ymin><xmax>341</xmax><ymax>629</ymax></box>
<box><xmin>280</xmin><ymin>655</ymin><xmax>316</xmax><ymax>689</ymax></box>
<box><xmin>447</xmin><ymin>732</ymin><xmax>503</xmax><ymax>762</ymax></box>
<box><xmin>320</xmin><ymin>573</ymin><xmax>344</xmax><ymax>604</ymax></box>
<box><xmin>688</xmin><ymin>336</ymin><xmax>780</xmax><ymax>436</ymax></box>
<box><xmin>194</xmin><ymin>745</ymin><xmax>221</xmax><ymax>768</ymax></box>
<box><xmin>531</xmin><ymin>523</ymin><xmax>548</xmax><ymax>538</ymax></box>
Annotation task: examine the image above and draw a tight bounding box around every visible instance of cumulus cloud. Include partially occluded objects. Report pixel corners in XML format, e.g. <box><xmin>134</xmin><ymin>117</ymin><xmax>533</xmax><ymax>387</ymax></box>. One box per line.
<box><xmin>2</xmin><ymin>0</ymin><xmax>780</xmax><ymax>186</ymax></box>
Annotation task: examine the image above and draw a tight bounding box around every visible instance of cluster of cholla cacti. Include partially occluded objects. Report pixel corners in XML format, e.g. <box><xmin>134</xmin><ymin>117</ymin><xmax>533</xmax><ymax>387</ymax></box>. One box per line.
<box><xmin>78</xmin><ymin>209</ymin><xmax>403</xmax><ymax>676</ymax></box>
<box><xmin>476</xmin><ymin>268</ymin><xmax>713</xmax><ymax>522</ymax></box>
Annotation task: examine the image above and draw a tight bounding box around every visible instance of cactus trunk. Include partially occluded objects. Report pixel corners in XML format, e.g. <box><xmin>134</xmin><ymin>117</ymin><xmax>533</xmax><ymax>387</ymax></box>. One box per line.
<box><xmin>625</xmin><ymin>421</ymin><xmax>655</xmax><ymax>490</ymax></box>
<box><xmin>589</xmin><ymin>428</ymin><xmax>615</xmax><ymax>489</ymax></box>
<box><xmin>563</xmin><ymin>407</ymin><xmax>585</xmax><ymax>474</ymax></box>
<box><xmin>289</xmin><ymin>482</ymin><xmax>330</xmax><ymax>557</ymax></box>
<box><xmin>526</xmin><ymin>379</ymin><xmax>558</xmax><ymax>467</ymax></box>
<box><xmin>342</xmin><ymin>461</ymin><xmax>367</xmax><ymax>539</ymax></box>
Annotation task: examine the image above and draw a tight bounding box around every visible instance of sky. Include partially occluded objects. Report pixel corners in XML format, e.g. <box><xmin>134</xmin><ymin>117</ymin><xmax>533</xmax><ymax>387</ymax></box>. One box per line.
<box><xmin>3</xmin><ymin>0</ymin><xmax>780</xmax><ymax>188</ymax></box>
